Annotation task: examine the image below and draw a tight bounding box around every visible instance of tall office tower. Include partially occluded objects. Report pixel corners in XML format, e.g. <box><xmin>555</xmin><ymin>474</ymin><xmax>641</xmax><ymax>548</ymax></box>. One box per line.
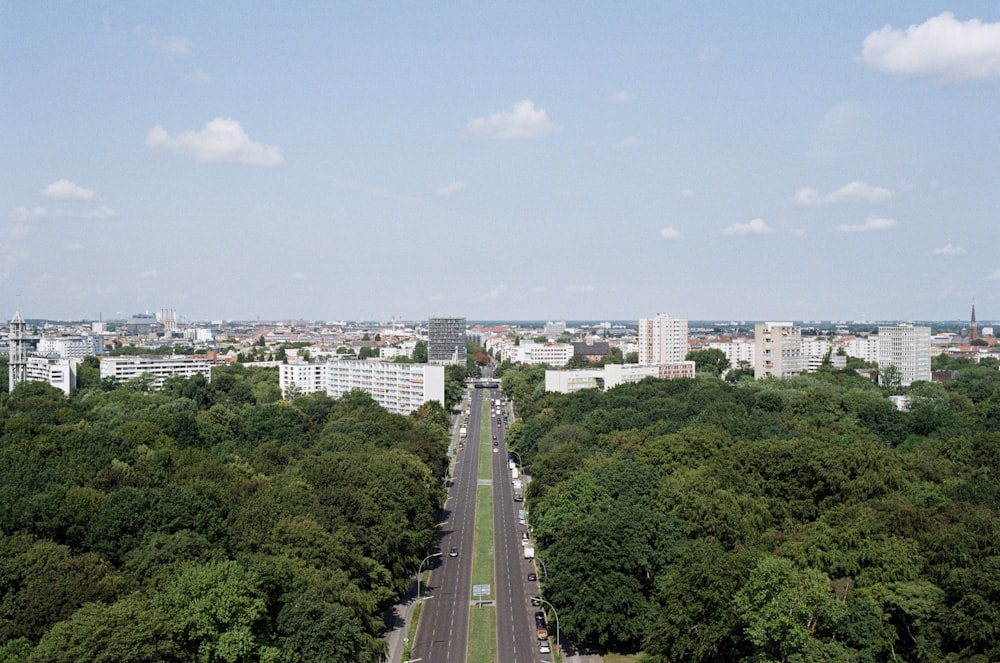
<box><xmin>970</xmin><ymin>304</ymin><xmax>979</xmax><ymax>342</ymax></box>
<box><xmin>754</xmin><ymin>322</ymin><xmax>804</xmax><ymax>379</ymax></box>
<box><xmin>428</xmin><ymin>317</ymin><xmax>466</xmax><ymax>365</ymax></box>
<box><xmin>637</xmin><ymin>313</ymin><xmax>689</xmax><ymax>365</ymax></box>
<box><xmin>7</xmin><ymin>311</ymin><xmax>27</xmax><ymax>392</ymax></box>
<box><xmin>878</xmin><ymin>324</ymin><xmax>931</xmax><ymax>387</ymax></box>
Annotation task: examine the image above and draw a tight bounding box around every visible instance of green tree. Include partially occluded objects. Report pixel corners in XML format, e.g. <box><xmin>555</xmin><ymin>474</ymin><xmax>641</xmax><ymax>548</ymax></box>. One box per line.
<box><xmin>686</xmin><ymin>348</ymin><xmax>731</xmax><ymax>377</ymax></box>
<box><xmin>411</xmin><ymin>341</ymin><xmax>427</xmax><ymax>363</ymax></box>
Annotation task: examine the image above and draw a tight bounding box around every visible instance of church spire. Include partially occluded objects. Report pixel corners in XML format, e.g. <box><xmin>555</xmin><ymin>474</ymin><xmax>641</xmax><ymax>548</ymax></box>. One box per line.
<box><xmin>970</xmin><ymin>304</ymin><xmax>979</xmax><ymax>342</ymax></box>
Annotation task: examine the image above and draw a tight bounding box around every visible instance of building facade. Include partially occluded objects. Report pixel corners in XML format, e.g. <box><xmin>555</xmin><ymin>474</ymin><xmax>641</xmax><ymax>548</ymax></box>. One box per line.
<box><xmin>25</xmin><ymin>356</ymin><xmax>77</xmax><ymax>395</ymax></box>
<box><xmin>754</xmin><ymin>322</ymin><xmax>804</xmax><ymax>379</ymax></box>
<box><xmin>877</xmin><ymin>324</ymin><xmax>931</xmax><ymax>387</ymax></box>
<box><xmin>428</xmin><ymin>317</ymin><xmax>466</xmax><ymax>365</ymax></box>
<box><xmin>279</xmin><ymin>359</ymin><xmax>445</xmax><ymax>415</ymax></box>
<box><xmin>545</xmin><ymin>361</ymin><xmax>695</xmax><ymax>394</ymax></box>
<box><xmin>37</xmin><ymin>335</ymin><xmax>104</xmax><ymax>359</ymax></box>
<box><xmin>637</xmin><ymin>313</ymin><xmax>688</xmax><ymax>365</ymax></box>
<box><xmin>511</xmin><ymin>341</ymin><xmax>574</xmax><ymax>366</ymax></box>
<box><xmin>99</xmin><ymin>355</ymin><xmax>212</xmax><ymax>389</ymax></box>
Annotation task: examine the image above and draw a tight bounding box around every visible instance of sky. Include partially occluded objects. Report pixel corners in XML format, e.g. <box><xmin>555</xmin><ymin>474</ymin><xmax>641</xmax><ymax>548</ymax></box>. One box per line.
<box><xmin>3</xmin><ymin>3</ymin><xmax>1000</xmax><ymax>323</ymax></box>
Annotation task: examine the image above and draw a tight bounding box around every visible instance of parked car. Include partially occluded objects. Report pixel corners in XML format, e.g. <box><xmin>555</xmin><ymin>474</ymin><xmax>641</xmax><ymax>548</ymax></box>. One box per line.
<box><xmin>539</xmin><ymin>640</ymin><xmax>551</xmax><ymax>654</ymax></box>
<box><xmin>530</xmin><ymin>595</ymin><xmax>542</xmax><ymax>606</ymax></box>
<box><xmin>527</xmin><ymin>572</ymin><xmax>537</xmax><ymax>581</ymax></box>
<box><xmin>534</xmin><ymin>611</ymin><xmax>546</xmax><ymax>627</ymax></box>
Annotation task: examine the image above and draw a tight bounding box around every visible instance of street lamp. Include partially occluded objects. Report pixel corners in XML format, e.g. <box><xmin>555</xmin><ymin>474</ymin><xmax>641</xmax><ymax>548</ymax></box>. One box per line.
<box><xmin>416</xmin><ymin>552</ymin><xmax>441</xmax><ymax>602</ymax></box>
<box><xmin>536</xmin><ymin>557</ymin><xmax>547</xmax><ymax>580</ymax></box>
<box><xmin>538</xmin><ymin>597</ymin><xmax>560</xmax><ymax>650</ymax></box>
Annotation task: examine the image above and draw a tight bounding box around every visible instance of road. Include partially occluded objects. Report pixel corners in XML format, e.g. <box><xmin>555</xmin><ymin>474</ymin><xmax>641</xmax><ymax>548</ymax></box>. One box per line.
<box><xmin>491</xmin><ymin>388</ymin><xmax>539</xmax><ymax>662</ymax></box>
<box><xmin>409</xmin><ymin>387</ymin><xmax>484</xmax><ymax>663</ymax></box>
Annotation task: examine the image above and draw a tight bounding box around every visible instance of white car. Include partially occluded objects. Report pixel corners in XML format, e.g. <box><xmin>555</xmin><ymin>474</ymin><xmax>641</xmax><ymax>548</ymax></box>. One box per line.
<box><xmin>539</xmin><ymin>640</ymin><xmax>551</xmax><ymax>654</ymax></box>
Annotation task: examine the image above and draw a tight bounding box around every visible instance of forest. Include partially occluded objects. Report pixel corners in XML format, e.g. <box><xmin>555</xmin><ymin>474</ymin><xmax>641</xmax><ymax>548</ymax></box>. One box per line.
<box><xmin>0</xmin><ymin>363</ymin><xmax>450</xmax><ymax>662</ymax></box>
<box><xmin>502</xmin><ymin>360</ymin><xmax>1000</xmax><ymax>662</ymax></box>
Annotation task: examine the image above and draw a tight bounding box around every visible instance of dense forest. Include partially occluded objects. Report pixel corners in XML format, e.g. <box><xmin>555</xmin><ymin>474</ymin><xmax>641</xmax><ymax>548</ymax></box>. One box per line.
<box><xmin>0</xmin><ymin>364</ymin><xmax>450</xmax><ymax>662</ymax></box>
<box><xmin>502</xmin><ymin>360</ymin><xmax>1000</xmax><ymax>662</ymax></box>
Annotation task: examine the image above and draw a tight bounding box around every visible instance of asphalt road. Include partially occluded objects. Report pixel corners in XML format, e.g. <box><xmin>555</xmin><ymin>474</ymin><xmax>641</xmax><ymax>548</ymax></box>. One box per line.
<box><xmin>409</xmin><ymin>387</ymin><xmax>483</xmax><ymax>663</ymax></box>
<box><xmin>491</xmin><ymin>390</ymin><xmax>539</xmax><ymax>662</ymax></box>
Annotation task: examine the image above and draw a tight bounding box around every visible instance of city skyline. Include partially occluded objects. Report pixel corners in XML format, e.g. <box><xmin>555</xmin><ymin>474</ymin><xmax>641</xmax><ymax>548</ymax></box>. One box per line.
<box><xmin>4</xmin><ymin>4</ymin><xmax>1000</xmax><ymax>321</ymax></box>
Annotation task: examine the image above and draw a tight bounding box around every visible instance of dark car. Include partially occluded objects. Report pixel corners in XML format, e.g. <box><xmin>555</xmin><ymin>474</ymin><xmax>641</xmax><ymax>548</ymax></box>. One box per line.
<box><xmin>531</xmin><ymin>595</ymin><xmax>542</xmax><ymax>606</ymax></box>
<box><xmin>449</xmin><ymin>546</ymin><xmax>459</xmax><ymax>557</ymax></box>
<box><xmin>534</xmin><ymin>611</ymin><xmax>546</xmax><ymax>627</ymax></box>
<box><xmin>527</xmin><ymin>572</ymin><xmax>537</xmax><ymax>581</ymax></box>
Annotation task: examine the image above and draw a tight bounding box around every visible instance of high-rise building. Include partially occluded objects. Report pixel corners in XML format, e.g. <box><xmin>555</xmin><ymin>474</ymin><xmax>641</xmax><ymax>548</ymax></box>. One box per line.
<box><xmin>279</xmin><ymin>360</ymin><xmax>445</xmax><ymax>415</ymax></box>
<box><xmin>637</xmin><ymin>313</ymin><xmax>688</xmax><ymax>365</ymax></box>
<box><xmin>878</xmin><ymin>324</ymin><xmax>931</xmax><ymax>387</ymax></box>
<box><xmin>754</xmin><ymin>322</ymin><xmax>804</xmax><ymax>379</ymax></box>
<box><xmin>7</xmin><ymin>311</ymin><xmax>27</xmax><ymax>392</ymax></box>
<box><xmin>428</xmin><ymin>317</ymin><xmax>466</xmax><ymax>364</ymax></box>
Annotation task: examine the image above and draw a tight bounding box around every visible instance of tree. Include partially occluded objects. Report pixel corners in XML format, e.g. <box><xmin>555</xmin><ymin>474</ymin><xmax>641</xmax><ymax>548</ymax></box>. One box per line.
<box><xmin>411</xmin><ymin>341</ymin><xmax>427</xmax><ymax>363</ymax></box>
<box><xmin>686</xmin><ymin>348</ymin><xmax>731</xmax><ymax>377</ymax></box>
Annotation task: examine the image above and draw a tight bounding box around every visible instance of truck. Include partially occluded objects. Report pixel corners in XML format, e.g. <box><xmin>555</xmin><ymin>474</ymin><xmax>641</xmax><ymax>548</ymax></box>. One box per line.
<box><xmin>459</xmin><ymin>426</ymin><xmax>467</xmax><ymax>437</ymax></box>
<box><xmin>513</xmin><ymin>488</ymin><xmax>523</xmax><ymax>502</ymax></box>
<box><xmin>523</xmin><ymin>546</ymin><xmax>535</xmax><ymax>559</ymax></box>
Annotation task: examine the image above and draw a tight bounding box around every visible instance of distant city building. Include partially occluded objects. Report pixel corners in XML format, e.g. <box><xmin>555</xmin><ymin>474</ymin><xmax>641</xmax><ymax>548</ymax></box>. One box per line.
<box><xmin>7</xmin><ymin>311</ymin><xmax>27</xmax><ymax>392</ymax></box>
<box><xmin>279</xmin><ymin>359</ymin><xmax>445</xmax><ymax>415</ymax></box>
<box><xmin>845</xmin><ymin>336</ymin><xmax>879</xmax><ymax>363</ymax></box>
<box><xmin>572</xmin><ymin>339</ymin><xmax>611</xmax><ymax>363</ymax></box>
<box><xmin>37</xmin><ymin>335</ymin><xmax>103</xmax><ymax>359</ymax></box>
<box><xmin>706</xmin><ymin>338</ymin><xmax>755</xmax><ymax>368</ymax></box>
<box><xmin>545</xmin><ymin>361</ymin><xmax>695</xmax><ymax>394</ymax></box>
<box><xmin>126</xmin><ymin>312</ymin><xmax>159</xmax><ymax>336</ymax></box>
<box><xmin>428</xmin><ymin>317</ymin><xmax>466</xmax><ymax>365</ymax></box>
<box><xmin>878</xmin><ymin>324</ymin><xmax>931</xmax><ymax>387</ymax></box>
<box><xmin>754</xmin><ymin>322</ymin><xmax>804</xmax><ymax>379</ymax></box>
<box><xmin>638</xmin><ymin>313</ymin><xmax>688</xmax><ymax>365</ymax></box>
<box><xmin>543</xmin><ymin>321</ymin><xmax>567</xmax><ymax>337</ymax></box>
<box><xmin>511</xmin><ymin>341</ymin><xmax>574</xmax><ymax>366</ymax></box>
<box><xmin>99</xmin><ymin>355</ymin><xmax>212</xmax><ymax>389</ymax></box>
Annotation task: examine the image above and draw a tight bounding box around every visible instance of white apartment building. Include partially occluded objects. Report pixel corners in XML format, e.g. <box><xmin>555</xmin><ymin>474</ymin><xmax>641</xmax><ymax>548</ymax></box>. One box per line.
<box><xmin>25</xmin><ymin>356</ymin><xmax>78</xmax><ymax>395</ymax></box>
<box><xmin>706</xmin><ymin>338</ymin><xmax>755</xmax><ymax>368</ymax></box>
<box><xmin>544</xmin><ymin>321</ymin><xmax>567</xmax><ymax>337</ymax></box>
<box><xmin>36</xmin><ymin>335</ymin><xmax>103</xmax><ymax>359</ymax></box>
<box><xmin>845</xmin><ymin>336</ymin><xmax>879</xmax><ymax>363</ymax></box>
<box><xmin>754</xmin><ymin>322</ymin><xmax>804</xmax><ymax>379</ymax></box>
<box><xmin>545</xmin><ymin>361</ymin><xmax>695</xmax><ymax>394</ymax></box>
<box><xmin>878</xmin><ymin>325</ymin><xmax>931</xmax><ymax>387</ymax></box>
<box><xmin>279</xmin><ymin>359</ymin><xmax>445</xmax><ymax>415</ymax></box>
<box><xmin>511</xmin><ymin>341</ymin><xmax>574</xmax><ymax>366</ymax></box>
<box><xmin>99</xmin><ymin>355</ymin><xmax>212</xmax><ymax>389</ymax></box>
<box><xmin>638</xmin><ymin>314</ymin><xmax>689</xmax><ymax>365</ymax></box>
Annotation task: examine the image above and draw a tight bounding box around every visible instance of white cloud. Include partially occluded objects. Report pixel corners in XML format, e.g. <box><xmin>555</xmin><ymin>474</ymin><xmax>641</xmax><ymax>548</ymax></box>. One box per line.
<box><xmin>64</xmin><ymin>243</ymin><xmax>85</xmax><ymax>252</ymax></box>
<box><xmin>485</xmin><ymin>284</ymin><xmax>507</xmax><ymax>299</ymax></box>
<box><xmin>859</xmin><ymin>12</ymin><xmax>1000</xmax><ymax>80</ymax></box>
<box><xmin>82</xmin><ymin>206</ymin><xmax>117</xmax><ymax>219</ymax></box>
<box><xmin>147</xmin><ymin>118</ymin><xmax>284</xmax><ymax>166</ymax></box>
<box><xmin>190</xmin><ymin>68</ymin><xmax>212</xmax><ymax>83</ymax></box>
<box><xmin>290</xmin><ymin>272</ymin><xmax>306</xmax><ymax>280</ymax></box>
<box><xmin>794</xmin><ymin>181</ymin><xmax>891</xmax><ymax>207</ymax></box>
<box><xmin>435</xmin><ymin>181</ymin><xmax>467</xmax><ymax>196</ymax></box>
<box><xmin>466</xmin><ymin>100</ymin><xmax>560</xmax><ymax>140</ymax></box>
<box><xmin>789</xmin><ymin>228</ymin><xmax>806</xmax><ymax>236</ymax></box>
<box><xmin>9</xmin><ymin>206</ymin><xmax>48</xmax><ymax>221</ymax></box>
<box><xmin>836</xmin><ymin>215</ymin><xmax>898</xmax><ymax>233</ymax></box>
<box><xmin>137</xmin><ymin>269</ymin><xmax>159</xmax><ymax>280</ymax></box>
<box><xmin>679</xmin><ymin>188</ymin><xmax>695</xmax><ymax>198</ymax></box>
<box><xmin>613</xmin><ymin>135</ymin><xmax>638</xmax><ymax>150</ymax></box>
<box><xmin>721</xmin><ymin>218</ymin><xmax>774</xmax><ymax>236</ymax></box>
<box><xmin>611</xmin><ymin>89</ymin><xmax>634</xmax><ymax>103</ymax></box>
<box><xmin>43</xmin><ymin>179</ymin><xmax>96</xmax><ymax>201</ymax></box>
<box><xmin>987</xmin><ymin>269</ymin><xmax>1000</xmax><ymax>281</ymax></box>
<box><xmin>135</xmin><ymin>24</ymin><xmax>191</xmax><ymax>55</ymax></box>
<box><xmin>565</xmin><ymin>284</ymin><xmax>596</xmax><ymax>293</ymax></box>
<box><xmin>933</xmin><ymin>243</ymin><xmax>967</xmax><ymax>255</ymax></box>
<box><xmin>428</xmin><ymin>294</ymin><xmax>444</xmax><ymax>301</ymax></box>
<box><xmin>659</xmin><ymin>227</ymin><xmax>683</xmax><ymax>240</ymax></box>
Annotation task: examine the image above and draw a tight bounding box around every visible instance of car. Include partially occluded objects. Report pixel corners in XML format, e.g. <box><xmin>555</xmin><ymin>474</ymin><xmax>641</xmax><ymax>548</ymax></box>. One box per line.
<box><xmin>493</xmin><ymin>447</ymin><xmax>498</xmax><ymax>453</ymax></box>
<box><xmin>539</xmin><ymin>640</ymin><xmax>551</xmax><ymax>654</ymax></box>
<box><xmin>449</xmin><ymin>546</ymin><xmax>459</xmax><ymax>557</ymax></box>
<box><xmin>527</xmin><ymin>572</ymin><xmax>537</xmax><ymax>581</ymax></box>
<box><xmin>531</xmin><ymin>595</ymin><xmax>542</xmax><ymax>606</ymax></box>
<box><xmin>534</xmin><ymin>611</ymin><xmax>546</xmax><ymax>627</ymax></box>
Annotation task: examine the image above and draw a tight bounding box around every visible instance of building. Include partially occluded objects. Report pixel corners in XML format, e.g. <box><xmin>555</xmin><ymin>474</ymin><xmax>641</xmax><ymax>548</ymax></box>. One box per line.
<box><xmin>99</xmin><ymin>355</ymin><xmax>212</xmax><ymax>389</ymax></box>
<box><xmin>844</xmin><ymin>335</ymin><xmax>879</xmax><ymax>363</ymax></box>
<box><xmin>428</xmin><ymin>317</ymin><xmax>466</xmax><ymax>365</ymax></box>
<box><xmin>279</xmin><ymin>359</ymin><xmax>445</xmax><ymax>415</ymax></box>
<box><xmin>969</xmin><ymin>304</ymin><xmax>979</xmax><ymax>342</ymax></box>
<box><xmin>754</xmin><ymin>322</ymin><xmax>804</xmax><ymax>379</ymax></box>
<box><xmin>7</xmin><ymin>311</ymin><xmax>27</xmax><ymax>392</ymax></box>
<box><xmin>543</xmin><ymin>321</ymin><xmax>566</xmax><ymax>337</ymax></box>
<box><xmin>37</xmin><ymin>335</ymin><xmax>103</xmax><ymax>359</ymax></box>
<box><xmin>572</xmin><ymin>339</ymin><xmax>612</xmax><ymax>363</ymax></box>
<box><xmin>637</xmin><ymin>313</ymin><xmax>688</xmax><ymax>365</ymax></box>
<box><xmin>706</xmin><ymin>338</ymin><xmax>755</xmax><ymax>369</ymax></box>
<box><xmin>545</xmin><ymin>361</ymin><xmax>695</xmax><ymax>394</ymax></box>
<box><xmin>25</xmin><ymin>356</ymin><xmax>78</xmax><ymax>395</ymax></box>
<box><xmin>878</xmin><ymin>324</ymin><xmax>931</xmax><ymax>387</ymax></box>
<box><xmin>511</xmin><ymin>341</ymin><xmax>574</xmax><ymax>366</ymax></box>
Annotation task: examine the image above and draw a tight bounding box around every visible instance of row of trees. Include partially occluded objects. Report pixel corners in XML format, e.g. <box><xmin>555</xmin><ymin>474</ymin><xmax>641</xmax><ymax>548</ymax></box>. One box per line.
<box><xmin>504</xmin><ymin>362</ymin><xmax>1000</xmax><ymax>661</ymax></box>
<box><xmin>0</xmin><ymin>363</ymin><xmax>450</xmax><ymax>662</ymax></box>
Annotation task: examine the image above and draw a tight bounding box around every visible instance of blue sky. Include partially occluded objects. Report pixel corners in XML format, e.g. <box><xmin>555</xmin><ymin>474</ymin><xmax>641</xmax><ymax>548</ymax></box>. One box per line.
<box><xmin>3</xmin><ymin>3</ymin><xmax>1000</xmax><ymax>322</ymax></box>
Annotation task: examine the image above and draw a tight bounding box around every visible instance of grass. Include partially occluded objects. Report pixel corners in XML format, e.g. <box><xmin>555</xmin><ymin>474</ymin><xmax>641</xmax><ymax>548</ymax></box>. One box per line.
<box><xmin>466</xmin><ymin>395</ymin><xmax>497</xmax><ymax>662</ymax></box>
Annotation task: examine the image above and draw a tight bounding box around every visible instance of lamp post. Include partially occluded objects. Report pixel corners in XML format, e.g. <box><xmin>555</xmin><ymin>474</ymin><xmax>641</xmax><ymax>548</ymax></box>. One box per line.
<box><xmin>416</xmin><ymin>552</ymin><xmax>441</xmax><ymax>602</ymax></box>
<box><xmin>538</xmin><ymin>597</ymin><xmax>559</xmax><ymax>650</ymax></box>
<box><xmin>536</xmin><ymin>556</ymin><xmax>547</xmax><ymax>580</ymax></box>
